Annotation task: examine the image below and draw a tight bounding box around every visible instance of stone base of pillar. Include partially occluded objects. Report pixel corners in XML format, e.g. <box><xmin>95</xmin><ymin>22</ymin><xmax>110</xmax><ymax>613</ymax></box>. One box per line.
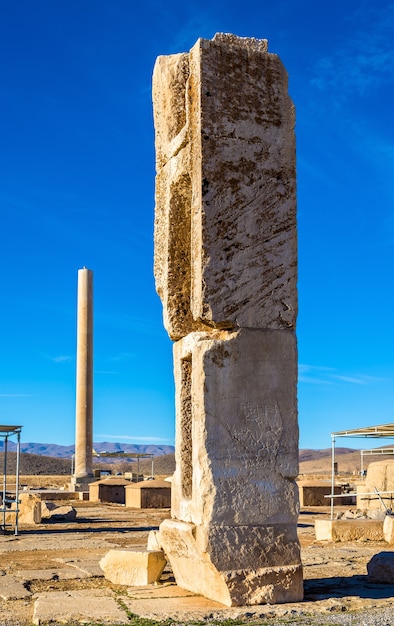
<box><xmin>69</xmin><ymin>475</ymin><xmax>95</xmax><ymax>493</ymax></box>
<box><xmin>159</xmin><ymin>519</ymin><xmax>303</xmax><ymax>606</ymax></box>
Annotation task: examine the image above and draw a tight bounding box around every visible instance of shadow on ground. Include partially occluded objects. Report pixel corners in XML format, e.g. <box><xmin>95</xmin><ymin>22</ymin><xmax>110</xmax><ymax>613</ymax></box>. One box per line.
<box><xmin>304</xmin><ymin>575</ymin><xmax>393</xmax><ymax>600</ymax></box>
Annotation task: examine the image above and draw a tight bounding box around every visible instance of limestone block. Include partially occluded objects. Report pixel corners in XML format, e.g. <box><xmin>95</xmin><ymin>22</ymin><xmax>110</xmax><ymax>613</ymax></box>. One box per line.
<box><xmin>171</xmin><ymin>328</ymin><xmax>299</xmax><ymax>526</ymax></box>
<box><xmin>159</xmin><ymin>519</ymin><xmax>302</xmax><ymax>606</ymax></box>
<box><xmin>153</xmin><ymin>34</ymin><xmax>297</xmax><ymax>340</ymax></box>
<box><xmin>41</xmin><ymin>502</ymin><xmax>76</xmax><ymax>521</ymax></box>
<box><xmin>315</xmin><ymin>519</ymin><xmax>384</xmax><ymax>542</ymax></box>
<box><xmin>383</xmin><ymin>514</ymin><xmax>394</xmax><ymax>544</ymax></box>
<box><xmin>365</xmin><ymin>460</ymin><xmax>394</xmax><ymax>511</ymax></box>
<box><xmin>367</xmin><ymin>551</ymin><xmax>394</xmax><ymax>583</ymax></box>
<box><xmin>147</xmin><ymin>530</ymin><xmax>162</xmax><ymax>551</ymax></box>
<box><xmin>5</xmin><ymin>493</ymin><xmax>41</xmax><ymax>525</ymax></box>
<box><xmin>99</xmin><ymin>549</ymin><xmax>167</xmax><ymax>586</ymax></box>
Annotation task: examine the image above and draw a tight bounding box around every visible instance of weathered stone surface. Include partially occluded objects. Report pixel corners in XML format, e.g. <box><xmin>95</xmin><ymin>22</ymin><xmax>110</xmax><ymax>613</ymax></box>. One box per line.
<box><xmin>315</xmin><ymin>519</ymin><xmax>384</xmax><ymax>542</ymax></box>
<box><xmin>153</xmin><ymin>34</ymin><xmax>296</xmax><ymax>340</ymax></box>
<box><xmin>383</xmin><ymin>514</ymin><xmax>394</xmax><ymax>544</ymax></box>
<box><xmin>171</xmin><ymin>329</ymin><xmax>299</xmax><ymax>526</ymax></box>
<box><xmin>364</xmin><ymin>460</ymin><xmax>394</xmax><ymax>511</ymax></box>
<box><xmin>32</xmin><ymin>589</ymin><xmax>125</xmax><ymax>625</ymax></box>
<box><xmin>6</xmin><ymin>493</ymin><xmax>41</xmax><ymax>524</ymax></box>
<box><xmin>147</xmin><ymin>529</ymin><xmax>161</xmax><ymax>551</ymax></box>
<box><xmin>0</xmin><ymin>575</ymin><xmax>32</xmax><ymax>600</ymax></box>
<box><xmin>99</xmin><ymin>549</ymin><xmax>166</xmax><ymax>586</ymax></box>
<box><xmin>159</xmin><ymin>519</ymin><xmax>302</xmax><ymax>606</ymax></box>
<box><xmin>367</xmin><ymin>551</ymin><xmax>394</xmax><ymax>583</ymax></box>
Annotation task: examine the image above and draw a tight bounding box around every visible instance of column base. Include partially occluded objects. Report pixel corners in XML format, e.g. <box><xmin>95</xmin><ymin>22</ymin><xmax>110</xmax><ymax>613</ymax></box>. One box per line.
<box><xmin>159</xmin><ymin>519</ymin><xmax>303</xmax><ymax>606</ymax></box>
<box><xmin>69</xmin><ymin>475</ymin><xmax>95</xmax><ymax>492</ymax></box>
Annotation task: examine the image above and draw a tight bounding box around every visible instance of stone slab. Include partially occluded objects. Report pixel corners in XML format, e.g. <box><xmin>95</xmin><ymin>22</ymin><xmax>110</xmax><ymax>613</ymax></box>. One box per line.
<box><xmin>100</xmin><ymin>549</ymin><xmax>167</xmax><ymax>585</ymax></box>
<box><xmin>54</xmin><ymin>557</ymin><xmax>104</xmax><ymax>577</ymax></box>
<box><xmin>32</xmin><ymin>589</ymin><xmax>125</xmax><ymax>625</ymax></box>
<box><xmin>123</xmin><ymin>595</ymin><xmax>227</xmax><ymax>620</ymax></box>
<box><xmin>126</xmin><ymin>582</ymin><xmax>198</xmax><ymax>599</ymax></box>
<box><xmin>383</xmin><ymin>514</ymin><xmax>394</xmax><ymax>544</ymax></box>
<box><xmin>315</xmin><ymin>519</ymin><xmax>384</xmax><ymax>542</ymax></box>
<box><xmin>0</xmin><ymin>575</ymin><xmax>32</xmax><ymax>600</ymax></box>
<box><xmin>14</xmin><ymin>569</ymin><xmax>74</xmax><ymax>581</ymax></box>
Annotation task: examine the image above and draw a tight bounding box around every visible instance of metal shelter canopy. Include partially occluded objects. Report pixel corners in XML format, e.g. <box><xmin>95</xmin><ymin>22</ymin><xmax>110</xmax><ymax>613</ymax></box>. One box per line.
<box><xmin>1</xmin><ymin>425</ymin><xmax>22</xmax><ymax>535</ymax></box>
<box><xmin>332</xmin><ymin>423</ymin><xmax>394</xmax><ymax>438</ymax></box>
<box><xmin>0</xmin><ymin>425</ymin><xmax>22</xmax><ymax>435</ymax></box>
<box><xmin>330</xmin><ymin>422</ymin><xmax>394</xmax><ymax>518</ymax></box>
<box><xmin>92</xmin><ymin>451</ymin><xmax>155</xmax><ymax>476</ymax></box>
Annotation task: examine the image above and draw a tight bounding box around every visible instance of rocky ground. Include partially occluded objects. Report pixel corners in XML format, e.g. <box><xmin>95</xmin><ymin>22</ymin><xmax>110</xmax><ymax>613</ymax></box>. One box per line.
<box><xmin>0</xmin><ymin>501</ymin><xmax>393</xmax><ymax>625</ymax></box>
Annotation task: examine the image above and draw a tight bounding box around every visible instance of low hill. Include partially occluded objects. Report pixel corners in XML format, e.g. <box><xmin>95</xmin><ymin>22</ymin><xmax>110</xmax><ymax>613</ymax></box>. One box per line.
<box><xmin>0</xmin><ymin>451</ymin><xmax>71</xmax><ymax>475</ymax></box>
<box><xmin>2</xmin><ymin>445</ymin><xmax>393</xmax><ymax>477</ymax></box>
<box><xmin>4</xmin><ymin>441</ymin><xmax>175</xmax><ymax>458</ymax></box>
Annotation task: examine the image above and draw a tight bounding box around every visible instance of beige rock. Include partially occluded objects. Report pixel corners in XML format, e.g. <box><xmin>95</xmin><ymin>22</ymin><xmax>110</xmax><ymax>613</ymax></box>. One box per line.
<box><xmin>5</xmin><ymin>493</ymin><xmax>41</xmax><ymax>525</ymax></box>
<box><xmin>153</xmin><ymin>33</ymin><xmax>297</xmax><ymax>341</ymax></box>
<box><xmin>315</xmin><ymin>519</ymin><xmax>384</xmax><ymax>542</ymax></box>
<box><xmin>383</xmin><ymin>514</ymin><xmax>394</xmax><ymax>544</ymax></box>
<box><xmin>367</xmin><ymin>551</ymin><xmax>394</xmax><ymax>583</ymax></box>
<box><xmin>365</xmin><ymin>460</ymin><xmax>394</xmax><ymax>511</ymax></box>
<box><xmin>159</xmin><ymin>519</ymin><xmax>302</xmax><ymax>607</ymax></box>
<box><xmin>147</xmin><ymin>530</ymin><xmax>162</xmax><ymax>551</ymax></box>
<box><xmin>99</xmin><ymin>550</ymin><xmax>166</xmax><ymax>586</ymax></box>
<box><xmin>170</xmin><ymin>329</ymin><xmax>299</xmax><ymax>526</ymax></box>
<box><xmin>41</xmin><ymin>502</ymin><xmax>76</xmax><ymax>521</ymax></box>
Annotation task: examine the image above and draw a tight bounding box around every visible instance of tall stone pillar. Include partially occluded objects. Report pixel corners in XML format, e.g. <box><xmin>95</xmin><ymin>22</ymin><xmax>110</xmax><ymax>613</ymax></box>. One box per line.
<box><xmin>153</xmin><ymin>34</ymin><xmax>302</xmax><ymax>606</ymax></box>
<box><xmin>72</xmin><ymin>267</ymin><xmax>94</xmax><ymax>489</ymax></box>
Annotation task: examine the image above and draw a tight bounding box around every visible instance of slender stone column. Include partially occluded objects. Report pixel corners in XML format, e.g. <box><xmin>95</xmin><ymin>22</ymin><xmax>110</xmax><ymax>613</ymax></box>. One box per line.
<box><xmin>74</xmin><ymin>267</ymin><xmax>93</xmax><ymax>481</ymax></box>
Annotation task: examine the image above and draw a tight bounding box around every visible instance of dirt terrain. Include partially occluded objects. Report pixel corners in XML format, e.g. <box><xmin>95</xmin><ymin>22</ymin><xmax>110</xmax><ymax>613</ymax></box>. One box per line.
<box><xmin>1</xmin><ymin>497</ymin><xmax>394</xmax><ymax>625</ymax></box>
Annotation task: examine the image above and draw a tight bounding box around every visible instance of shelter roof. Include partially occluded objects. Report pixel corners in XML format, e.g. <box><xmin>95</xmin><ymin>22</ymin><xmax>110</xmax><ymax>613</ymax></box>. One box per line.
<box><xmin>126</xmin><ymin>478</ymin><xmax>171</xmax><ymax>489</ymax></box>
<box><xmin>331</xmin><ymin>423</ymin><xmax>394</xmax><ymax>438</ymax></box>
<box><xmin>0</xmin><ymin>425</ymin><xmax>22</xmax><ymax>436</ymax></box>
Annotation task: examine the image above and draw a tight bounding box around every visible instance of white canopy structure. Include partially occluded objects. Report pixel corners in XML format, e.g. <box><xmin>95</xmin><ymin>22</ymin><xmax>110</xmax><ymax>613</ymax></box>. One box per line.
<box><xmin>1</xmin><ymin>425</ymin><xmax>22</xmax><ymax>535</ymax></box>
<box><xmin>329</xmin><ymin>422</ymin><xmax>394</xmax><ymax>517</ymax></box>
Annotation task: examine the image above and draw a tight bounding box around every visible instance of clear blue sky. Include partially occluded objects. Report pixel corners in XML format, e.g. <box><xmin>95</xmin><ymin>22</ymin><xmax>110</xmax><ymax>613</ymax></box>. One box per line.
<box><xmin>1</xmin><ymin>1</ymin><xmax>393</xmax><ymax>450</ymax></box>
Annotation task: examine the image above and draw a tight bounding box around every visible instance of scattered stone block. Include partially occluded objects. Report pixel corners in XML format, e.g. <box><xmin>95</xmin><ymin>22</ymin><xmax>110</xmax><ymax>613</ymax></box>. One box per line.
<box><xmin>367</xmin><ymin>552</ymin><xmax>394</xmax><ymax>583</ymax></box>
<box><xmin>383</xmin><ymin>514</ymin><xmax>394</xmax><ymax>544</ymax></box>
<box><xmin>41</xmin><ymin>502</ymin><xmax>77</xmax><ymax>521</ymax></box>
<box><xmin>315</xmin><ymin>519</ymin><xmax>384</xmax><ymax>542</ymax></box>
<box><xmin>147</xmin><ymin>530</ymin><xmax>162</xmax><ymax>551</ymax></box>
<box><xmin>363</xmin><ymin>460</ymin><xmax>394</xmax><ymax>511</ymax></box>
<box><xmin>99</xmin><ymin>549</ymin><xmax>167</xmax><ymax>586</ymax></box>
<box><xmin>5</xmin><ymin>493</ymin><xmax>42</xmax><ymax>525</ymax></box>
<box><xmin>0</xmin><ymin>575</ymin><xmax>32</xmax><ymax>600</ymax></box>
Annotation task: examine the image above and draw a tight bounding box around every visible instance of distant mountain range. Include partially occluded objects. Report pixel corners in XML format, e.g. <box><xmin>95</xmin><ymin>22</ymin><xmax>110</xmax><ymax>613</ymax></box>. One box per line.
<box><xmin>4</xmin><ymin>441</ymin><xmax>175</xmax><ymax>458</ymax></box>
<box><xmin>2</xmin><ymin>442</ymin><xmax>391</xmax><ymax>476</ymax></box>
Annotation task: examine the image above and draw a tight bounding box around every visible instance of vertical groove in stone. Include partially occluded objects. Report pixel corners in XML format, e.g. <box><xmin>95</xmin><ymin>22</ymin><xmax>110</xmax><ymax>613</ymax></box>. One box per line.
<box><xmin>180</xmin><ymin>357</ymin><xmax>193</xmax><ymax>500</ymax></box>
